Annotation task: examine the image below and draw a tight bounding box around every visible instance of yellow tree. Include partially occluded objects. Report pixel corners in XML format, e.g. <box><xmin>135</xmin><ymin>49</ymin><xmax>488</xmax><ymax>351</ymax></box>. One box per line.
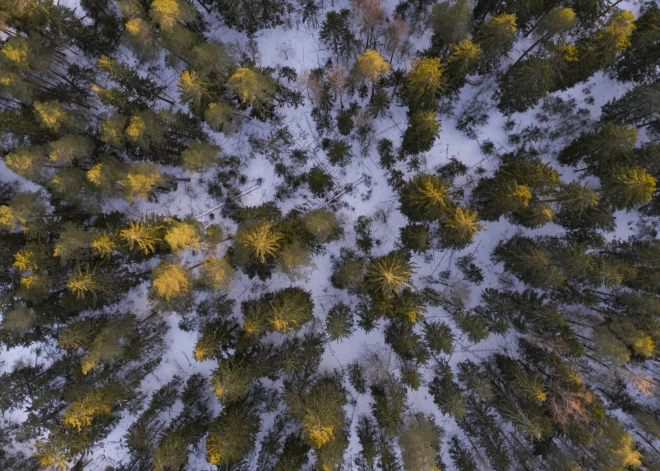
<box><xmin>61</xmin><ymin>389</ymin><xmax>113</xmax><ymax>431</ymax></box>
<box><xmin>205</xmin><ymin>101</ymin><xmax>240</xmax><ymax>134</ymax></box>
<box><xmin>403</xmin><ymin>57</ymin><xmax>446</xmax><ymax>111</ymax></box>
<box><xmin>152</xmin><ymin>261</ymin><xmax>190</xmax><ymax>301</ymax></box>
<box><xmin>120</xmin><ymin>219</ymin><xmax>164</xmax><ymax>254</ymax></box>
<box><xmin>354</xmin><ymin>49</ymin><xmax>390</xmax><ymax>84</ymax></box>
<box><xmin>86</xmin><ymin>154</ymin><xmax>125</xmax><ymax>197</ymax></box>
<box><xmin>235</xmin><ymin>221</ymin><xmax>283</xmax><ymax>263</ymax></box>
<box><xmin>603</xmin><ymin>165</ymin><xmax>656</xmax><ymax>210</ymax></box>
<box><xmin>4</xmin><ymin>146</ymin><xmax>49</xmax><ymax>181</ymax></box>
<box><xmin>48</xmin><ymin>135</ymin><xmax>94</xmax><ymax>163</ymax></box>
<box><xmin>446</xmin><ymin>39</ymin><xmax>483</xmax><ymax>84</ymax></box>
<box><xmin>178</xmin><ymin>70</ymin><xmax>210</xmax><ymax>113</ymax></box>
<box><xmin>100</xmin><ymin>114</ymin><xmax>128</xmax><ymax>148</ymax></box>
<box><xmin>164</xmin><ymin>220</ymin><xmax>200</xmax><ymax>253</ymax></box>
<box><xmin>67</xmin><ymin>265</ymin><xmax>105</xmax><ymax>301</ymax></box>
<box><xmin>198</xmin><ymin>256</ymin><xmax>232</xmax><ymax>289</ymax></box>
<box><xmin>33</xmin><ymin>100</ymin><xmax>68</xmax><ymax>132</ymax></box>
<box><xmin>478</xmin><ymin>13</ymin><xmax>517</xmax><ymax>53</ymax></box>
<box><xmin>149</xmin><ymin>0</ymin><xmax>196</xmax><ymax>31</ymax></box>
<box><xmin>399</xmin><ymin>173</ymin><xmax>449</xmax><ymax>221</ymax></box>
<box><xmin>125</xmin><ymin>111</ymin><xmax>165</xmax><ymax>149</ymax></box>
<box><xmin>228</xmin><ymin>67</ymin><xmax>272</xmax><ymax>104</ymax></box>
<box><xmin>181</xmin><ymin>141</ymin><xmax>222</xmax><ymax>173</ymax></box>
<box><xmin>365</xmin><ymin>251</ymin><xmax>414</xmax><ymax>296</ymax></box>
<box><xmin>439</xmin><ymin>204</ymin><xmax>483</xmax><ymax>249</ymax></box>
<box><xmin>119</xmin><ymin>162</ymin><xmax>164</xmax><ymax>202</ymax></box>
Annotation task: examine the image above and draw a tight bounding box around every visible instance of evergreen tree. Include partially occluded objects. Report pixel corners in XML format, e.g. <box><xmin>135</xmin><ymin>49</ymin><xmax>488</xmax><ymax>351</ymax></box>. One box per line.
<box><xmin>403</xmin><ymin>57</ymin><xmax>446</xmax><ymax>112</ymax></box>
<box><xmin>400</xmin><ymin>110</ymin><xmax>441</xmax><ymax>155</ymax></box>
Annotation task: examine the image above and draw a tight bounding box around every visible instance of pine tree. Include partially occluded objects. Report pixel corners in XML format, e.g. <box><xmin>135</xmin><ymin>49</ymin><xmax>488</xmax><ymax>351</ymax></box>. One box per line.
<box><xmin>492</xmin><ymin>235</ymin><xmax>566</xmax><ymax>289</ymax></box>
<box><xmin>423</xmin><ymin>321</ymin><xmax>453</xmax><ymax>355</ymax></box>
<box><xmin>206</xmin><ymin>402</ymin><xmax>261</xmax><ymax>465</ymax></box>
<box><xmin>403</xmin><ymin>57</ymin><xmax>446</xmax><ymax>112</ymax></box>
<box><xmin>228</xmin><ymin>67</ymin><xmax>272</xmax><ymax>104</ymax></box>
<box><xmin>399</xmin><ymin>412</ymin><xmax>443</xmax><ymax>471</ymax></box>
<box><xmin>601</xmin><ymin>166</ymin><xmax>656</xmax><ymax>210</ymax></box>
<box><xmin>429</xmin><ymin>369</ymin><xmax>467</xmax><ymax>419</ymax></box>
<box><xmin>557</xmin><ymin>122</ymin><xmax>638</xmax><ymax>170</ymax></box>
<box><xmin>402</xmin><ymin>110</ymin><xmax>441</xmax><ymax>155</ymax></box>
<box><xmin>370</xmin><ymin>376</ymin><xmax>408</xmax><ymax>436</ymax></box>
<box><xmin>365</xmin><ymin>251</ymin><xmax>414</xmax><ymax>296</ymax></box>
<box><xmin>151</xmin><ymin>261</ymin><xmax>190</xmax><ymax>301</ymax></box>
<box><xmin>399</xmin><ymin>223</ymin><xmax>431</xmax><ymax>253</ymax></box>
<box><xmin>302</xmin><ymin>209</ymin><xmax>341</xmax><ymax>243</ymax></box>
<box><xmin>325</xmin><ymin>302</ymin><xmax>354</xmax><ymax>341</ymax></box>
<box><xmin>181</xmin><ymin>141</ymin><xmax>222</xmax><ymax>173</ymax></box>
<box><xmin>235</xmin><ymin>220</ymin><xmax>283</xmax><ymax>263</ymax></box>
<box><xmin>120</xmin><ymin>219</ymin><xmax>164</xmax><ymax>254</ymax></box>
<box><xmin>319</xmin><ymin>9</ymin><xmax>357</xmax><ymax>57</ymax></box>
<box><xmin>164</xmin><ymin>220</ymin><xmax>200</xmax><ymax>253</ymax></box>
<box><xmin>427</xmin><ymin>0</ymin><xmax>472</xmax><ymax>47</ymax></box>
<box><xmin>448</xmin><ymin>436</ymin><xmax>477</xmax><ymax>471</ymax></box>
<box><xmin>399</xmin><ymin>174</ymin><xmax>449</xmax><ymax>221</ymax></box>
<box><xmin>119</xmin><ymin>162</ymin><xmax>164</xmax><ymax>202</ymax></box>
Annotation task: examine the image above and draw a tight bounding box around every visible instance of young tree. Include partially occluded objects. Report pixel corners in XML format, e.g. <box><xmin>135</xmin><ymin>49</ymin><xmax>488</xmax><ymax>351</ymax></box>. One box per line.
<box><xmin>403</xmin><ymin>57</ymin><xmax>446</xmax><ymax>112</ymax></box>
<box><xmin>427</xmin><ymin>0</ymin><xmax>472</xmax><ymax>47</ymax></box>
<box><xmin>206</xmin><ymin>402</ymin><xmax>261</xmax><ymax>465</ymax></box>
<box><xmin>151</xmin><ymin>260</ymin><xmax>190</xmax><ymax>301</ymax></box>
<box><xmin>476</xmin><ymin>13</ymin><xmax>517</xmax><ymax>72</ymax></box>
<box><xmin>601</xmin><ymin>166</ymin><xmax>656</xmax><ymax>210</ymax></box>
<box><xmin>119</xmin><ymin>162</ymin><xmax>165</xmax><ymax>202</ymax></box>
<box><xmin>235</xmin><ymin>220</ymin><xmax>283</xmax><ymax>263</ymax></box>
<box><xmin>365</xmin><ymin>251</ymin><xmax>414</xmax><ymax>296</ymax></box>
<box><xmin>400</xmin><ymin>110</ymin><xmax>441</xmax><ymax>155</ymax></box>
<box><xmin>399</xmin><ymin>173</ymin><xmax>449</xmax><ymax>221</ymax></box>
<box><xmin>399</xmin><ymin>412</ymin><xmax>443</xmax><ymax>471</ymax></box>
<box><xmin>354</xmin><ymin>49</ymin><xmax>391</xmax><ymax>85</ymax></box>
<box><xmin>164</xmin><ymin>220</ymin><xmax>201</xmax><ymax>253</ymax></box>
<box><xmin>228</xmin><ymin>67</ymin><xmax>272</xmax><ymax>104</ymax></box>
<box><xmin>325</xmin><ymin>302</ymin><xmax>354</xmax><ymax>341</ymax></box>
<box><xmin>181</xmin><ymin>141</ymin><xmax>222</xmax><ymax>173</ymax></box>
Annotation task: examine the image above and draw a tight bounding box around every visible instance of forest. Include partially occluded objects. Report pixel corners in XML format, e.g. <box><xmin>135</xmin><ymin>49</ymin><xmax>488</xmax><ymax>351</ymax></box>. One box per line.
<box><xmin>1</xmin><ymin>0</ymin><xmax>660</xmax><ymax>469</ymax></box>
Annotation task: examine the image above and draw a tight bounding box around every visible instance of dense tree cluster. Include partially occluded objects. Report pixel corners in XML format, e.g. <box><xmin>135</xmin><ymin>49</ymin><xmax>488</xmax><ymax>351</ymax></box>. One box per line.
<box><xmin>1</xmin><ymin>0</ymin><xmax>660</xmax><ymax>470</ymax></box>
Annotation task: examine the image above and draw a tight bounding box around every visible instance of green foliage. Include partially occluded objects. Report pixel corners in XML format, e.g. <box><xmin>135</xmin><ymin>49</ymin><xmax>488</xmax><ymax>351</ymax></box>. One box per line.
<box><xmin>325</xmin><ymin>302</ymin><xmax>354</xmax><ymax>341</ymax></box>
<box><xmin>206</xmin><ymin>402</ymin><xmax>260</xmax><ymax>465</ymax></box>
